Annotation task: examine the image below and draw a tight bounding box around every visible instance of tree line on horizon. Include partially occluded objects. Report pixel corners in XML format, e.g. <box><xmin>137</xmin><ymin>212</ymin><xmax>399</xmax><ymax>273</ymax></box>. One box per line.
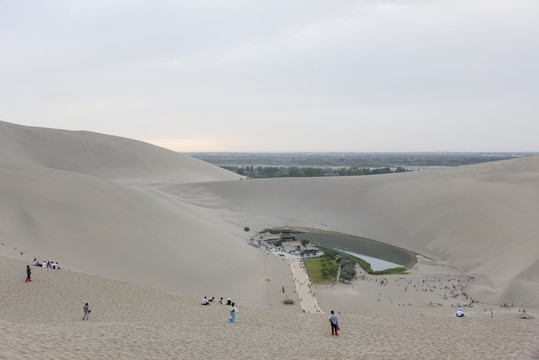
<box><xmin>222</xmin><ymin>165</ymin><xmax>408</xmax><ymax>178</ymax></box>
<box><xmin>189</xmin><ymin>152</ymin><xmax>534</xmax><ymax>168</ymax></box>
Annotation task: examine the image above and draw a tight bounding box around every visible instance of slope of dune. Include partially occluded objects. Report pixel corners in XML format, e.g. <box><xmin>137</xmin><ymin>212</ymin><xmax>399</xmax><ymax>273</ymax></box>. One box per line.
<box><xmin>0</xmin><ymin>121</ymin><xmax>292</xmax><ymax>309</ymax></box>
<box><xmin>0</xmin><ymin>161</ymin><xmax>271</xmax><ymax>303</ymax></box>
<box><xmin>1</xmin><ymin>256</ymin><xmax>538</xmax><ymax>360</ymax></box>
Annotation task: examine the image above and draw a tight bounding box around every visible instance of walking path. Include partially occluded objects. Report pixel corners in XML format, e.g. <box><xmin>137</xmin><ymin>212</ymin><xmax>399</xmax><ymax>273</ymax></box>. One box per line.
<box><xmin>289</xmin><ymin>257</ymin><xmax>324</xmax><ymax>314</ymax></box>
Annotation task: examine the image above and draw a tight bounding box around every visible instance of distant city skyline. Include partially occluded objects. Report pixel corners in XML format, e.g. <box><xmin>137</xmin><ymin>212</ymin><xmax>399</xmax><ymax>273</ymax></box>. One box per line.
<box><xmin>1</xmin><ymin>1</ymin><xmax>538</xmax><ymax>152</ymax></box>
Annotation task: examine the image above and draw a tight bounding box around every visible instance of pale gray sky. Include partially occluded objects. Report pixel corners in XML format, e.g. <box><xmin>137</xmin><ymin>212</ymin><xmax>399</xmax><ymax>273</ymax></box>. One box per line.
<box><xmin>1</xmin><ymin>0</ymin><xmax>538</xmax><ymax>152</ymax></box>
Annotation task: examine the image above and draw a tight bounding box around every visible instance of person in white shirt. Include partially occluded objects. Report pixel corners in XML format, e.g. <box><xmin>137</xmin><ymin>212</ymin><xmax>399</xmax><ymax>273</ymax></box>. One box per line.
<box><xmin>201</xmin><ymin>296</ymin><xmax>210</xmax><ymax>305</ymax></box>
<box><xmin>456</xmin><ymin>309</ymin><xmax>465</xmax><ymax>317</ymax></box>
<box><xmin>328</xmin><ymin>310</ymin><xmax>339</xmax><ymax>335</ymax></box>
<box><xmin>229</xmin><ymin>303</ymin><xmax>239</xmax><ymax>323</ymax></box>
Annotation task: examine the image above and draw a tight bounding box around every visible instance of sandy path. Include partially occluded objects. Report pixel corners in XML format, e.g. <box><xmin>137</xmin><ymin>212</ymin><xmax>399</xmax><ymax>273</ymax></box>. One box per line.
<box><xmin>289</xmin><ymin>257</ymin><xmax>324</xmax><ymax>314</ymax></box>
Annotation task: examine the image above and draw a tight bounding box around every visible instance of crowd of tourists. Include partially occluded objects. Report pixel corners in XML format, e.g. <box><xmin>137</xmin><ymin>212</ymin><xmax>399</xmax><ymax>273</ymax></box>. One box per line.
<box><xmin>32</xmin><ymin>258</ymin><xmax>61</xmax><ymax>269</ymax></box>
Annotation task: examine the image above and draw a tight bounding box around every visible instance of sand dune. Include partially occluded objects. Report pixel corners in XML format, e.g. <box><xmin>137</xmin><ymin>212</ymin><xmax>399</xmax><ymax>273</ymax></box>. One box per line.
<box><xmin>1</xmin><ymin>256</ymin><xmax>538</xmax><ymax>360</ymax></box>
<box><xmin>0</xmin><ymin>121</ymin><xmax>290</xmax><ymax>309</ymax></box>
<box><xmin>0</xmin><ymin>119</ymin><xmax>538</xmax><ymax>312</ymax></box>
<box><xmin>1</xmin><ymin>120</ymin><xmax>539</xmax><ymax>358</ymax></box>
<box><xmin>0</xmin><ymin>120</ymin><xmax>241</xmax><ymax>183</ymax></box>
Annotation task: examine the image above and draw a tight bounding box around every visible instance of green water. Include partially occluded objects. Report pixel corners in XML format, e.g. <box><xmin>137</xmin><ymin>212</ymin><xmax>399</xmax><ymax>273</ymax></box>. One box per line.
<box><xmin>297</xmin><ymin>232</ymin><xmax>417</xmax><ymax>268</ymax></box>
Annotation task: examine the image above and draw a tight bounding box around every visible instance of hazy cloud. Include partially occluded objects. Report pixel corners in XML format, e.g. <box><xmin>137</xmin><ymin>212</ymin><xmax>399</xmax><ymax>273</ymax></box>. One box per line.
<box><xmin>0</xmin><ymin>0</ymin><xmax>538</xmax><ymax>151</ymax></box>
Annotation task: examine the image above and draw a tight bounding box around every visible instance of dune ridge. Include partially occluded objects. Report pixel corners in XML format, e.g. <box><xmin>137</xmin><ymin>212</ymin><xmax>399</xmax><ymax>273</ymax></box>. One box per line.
<box><xmin>0</xmin><ymin>120</ymin><xmax>241</xmax><ymax>182</ymax></box>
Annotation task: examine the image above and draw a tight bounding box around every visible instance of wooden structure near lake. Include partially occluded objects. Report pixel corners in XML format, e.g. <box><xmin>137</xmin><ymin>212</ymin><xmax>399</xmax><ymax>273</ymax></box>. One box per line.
<box><xmin>280</xmin><ymin>226</ymin><xmax>294</xmax><ymax>242</ymax></box>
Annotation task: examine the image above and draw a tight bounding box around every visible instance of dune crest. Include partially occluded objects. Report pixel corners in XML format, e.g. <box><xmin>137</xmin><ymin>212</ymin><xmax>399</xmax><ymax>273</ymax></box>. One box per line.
<box><xmin>0</xmin><ymin>120</ymin><xmax>241</xmax><ymax>182</ymax></box>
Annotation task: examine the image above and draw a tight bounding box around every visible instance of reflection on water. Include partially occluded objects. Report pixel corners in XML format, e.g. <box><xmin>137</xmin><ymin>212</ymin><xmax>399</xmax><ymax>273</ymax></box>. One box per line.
<box><xmin>297</xmin><ymin>232</ymin><xmax>416</xmax><ymax>269</ymax></box>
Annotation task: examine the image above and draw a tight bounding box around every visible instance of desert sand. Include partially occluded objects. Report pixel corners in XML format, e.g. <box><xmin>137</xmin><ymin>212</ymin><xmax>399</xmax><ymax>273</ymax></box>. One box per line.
<box><xmin>2</xmin><ymin>256</ymin><xmax>538</xmax><ymax>359</ymax></box>
<box><xmin>1</xmin><ymin>120</ymin><xmax>538</xmax><ymax>358</ymax></box>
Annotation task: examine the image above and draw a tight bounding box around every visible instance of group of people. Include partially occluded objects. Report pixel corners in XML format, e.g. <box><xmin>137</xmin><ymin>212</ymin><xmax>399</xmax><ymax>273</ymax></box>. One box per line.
<box><xmin>32</xmin><ymin>258</ymin><xmax>61</xmax><ymax>269</ymax></box>
<box><xmin>201</xmin><ymin>296</ymin><xmax>214</xmax><ymax>305</ymax></box>
<box><xmin>25</xmin><ymin>263</ymin><xmax>91</xmax><ymax>321</ymax></box>
<box><xmin>201</xmin><ymin>296</ymin><xmax>234</xmax><ymax>306</ymax></box>
<box><xmin>201</xmin><ymin>296</ymin><xmax>239</xmax><ymax>323</ymax></box>
<box><xmin>26</xmin><ymin>259</ymin><xmax>61</xmax><ymax>282</ymax></box>
<box><xmin>202</xmin><ymin>294</ymin><xmax>340</xmax><ymax>333</ymax></box>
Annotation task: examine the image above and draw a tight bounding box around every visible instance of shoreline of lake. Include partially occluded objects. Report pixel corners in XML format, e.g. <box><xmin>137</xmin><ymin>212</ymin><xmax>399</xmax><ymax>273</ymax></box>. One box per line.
<box><xmin>290</xmin><ymin>227</ymin><xmax>418</xmax><ymax>268</ymax></box>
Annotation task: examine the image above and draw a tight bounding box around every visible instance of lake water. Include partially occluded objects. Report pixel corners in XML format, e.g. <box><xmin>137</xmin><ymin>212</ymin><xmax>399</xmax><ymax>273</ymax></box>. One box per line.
<box><xmin>340</xmin><ymin>251</ymin><xmax>402</xmax><ymax>271</ymax></box>
<box><xmin>297</xmin><ymin>232</ymin><xmax>416</xmax><ymax>270</ymax></box>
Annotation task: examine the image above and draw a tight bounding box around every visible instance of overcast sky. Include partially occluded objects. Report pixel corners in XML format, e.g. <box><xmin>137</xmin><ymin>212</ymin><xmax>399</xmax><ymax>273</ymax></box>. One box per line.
<box><xmin>1</xmin><ymin>0</ymin><xmax>538</xmax><ymax>152</ymax></box>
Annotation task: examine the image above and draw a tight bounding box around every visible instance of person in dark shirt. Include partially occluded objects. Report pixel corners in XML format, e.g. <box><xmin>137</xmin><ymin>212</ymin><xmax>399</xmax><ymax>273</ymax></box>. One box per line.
<box><xmin>83</xmin><ymin>303</ymin><xmax>90</xmax><ymax>320</ymax></box>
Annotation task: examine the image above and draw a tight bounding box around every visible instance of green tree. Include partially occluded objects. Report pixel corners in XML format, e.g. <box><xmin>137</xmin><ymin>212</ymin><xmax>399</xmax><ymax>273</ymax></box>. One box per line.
<box><xmin>340</xmin><ymin>264</ymin><xmax>356</xmax><ymax>282</ymax></box>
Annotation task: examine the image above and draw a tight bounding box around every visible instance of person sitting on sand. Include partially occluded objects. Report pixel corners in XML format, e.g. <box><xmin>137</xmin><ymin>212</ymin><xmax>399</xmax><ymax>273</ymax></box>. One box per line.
<box><xmin>219</xmin><ymin>297</ymin><xmax>224</xmax><ymax>304</ymax></box>
<box><xmin>208</xmin><ymin>296</ymin><xmax>214</xmax><ymax>303</ymax></box>
<box><xmin>456</xmin><ymin>309</ymin><xmax>465</xmax><ymax>317</ymax></box>
<box><xmin>227</xmin><ymin>298</ymin><xmax>232</xmax><ymax>306</ymax></box>
<box><xmin>42</xmin><ymin>261</ymin><xmax>47</xmax><ymax>268</ymax></box>
<box><xmin>32</xmin><ymin>258</ymin><xmax>39</xmax><ymax>266</ymax></box>
<box><xmin>201</xmin><ymin>296</ymin><xmax>210</xmax><ymax>305</ymax></box>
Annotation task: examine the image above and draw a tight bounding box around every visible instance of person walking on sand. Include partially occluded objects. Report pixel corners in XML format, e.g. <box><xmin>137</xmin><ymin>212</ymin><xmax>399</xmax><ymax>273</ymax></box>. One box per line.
<box><xmin>229</xmin><ymin>302</ymin><xmax>239</xmax><ymax>324</ymax></box>
<box><xmin>328</xmin><ymin>310</ymin><xmax>339</xmax><ymax>335</ymax></box>
<box><xmin>82</xmin><ymin>303</ymin><xmax>91</xmax><ymax>320</ymax></box>
<box><xmin>26</xmin><ymin>265</ymin><xmax>31</xmax><ymax>282</ymax></box>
